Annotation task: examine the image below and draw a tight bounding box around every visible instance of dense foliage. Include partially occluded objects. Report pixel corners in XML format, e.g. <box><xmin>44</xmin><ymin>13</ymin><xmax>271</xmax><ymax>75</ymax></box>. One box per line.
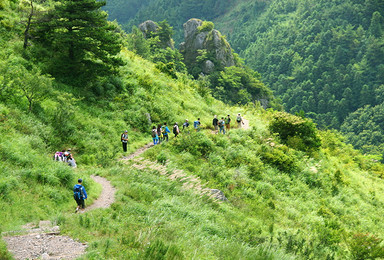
<box><xmin>2</xmin><ymin>0</ymin><xmax>384</xmax><ymax>259</ymax></box>
<box><xmin>141</xmin><ymin>119</ymin><xmax>384</xmax><ymax>259</ymax></box>
<box><xmin>31</xmin><ymin>0</ymin><xmax>123</xmax><ymax>85</ymax></box>
<box><xmin>104</xmin><ymin>0</ymin><xmax>384</xmax><ymax>156</ymax></box>
<box><xmin>104</xmin><ymin>0</ymin><xmax>235</xmax><ymax>44</ymax></box>
<box><xmin>126</xmin><ymin>19</ymin><xmax>278</xmax><ymax>107</ymax></box>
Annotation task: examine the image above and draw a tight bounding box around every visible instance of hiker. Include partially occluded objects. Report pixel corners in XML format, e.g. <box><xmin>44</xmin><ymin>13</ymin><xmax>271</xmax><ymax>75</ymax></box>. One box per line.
<box><xmin>225</xmin><ymin>115</ymin><xmax>231</xmax><ymax>132</ymax></box>
<box><xmin>54</xmin><ymin>151</ymin><xmax>63</xmax><ymax>161</ymax></box>
<box><xmin>212</xmin><ymin>115</ymin><xmax>218</xmax><ymax>133</ymax></box>
<box><xmin>61</xmin><ymin>149</ymin><xmax>66</xmax><ymax>161</ymax></box>
<box><xmin>63</xmin><ymin>149</ymin><xmax>71</xmax><ymax>162</ymax></box>
<box><xmin>152</xmin><ymin>126</ymin><xmax>159</xmax><ymax>145</ymax></box>
<box><xmin>194</xmin><ymin>118</ymin><xmax>201</xmax><ymax>132</ymax></box>
<box><xmin>162</xmin><ymin>122</ymin><xmax>170</xmax><ymax>142</ymax></box>
<box><xmin>173</xmin><ymin>122</ymin><xmax>180</xmax><ymax>138</ymax></box>
<box><xmin>157</xmin><ymin>124</ymin><xmax>163</xmax><ymax>144</ymax></box>
<box><xmin>236</xmin><ymin>113</ymin><xmax>244</xmax><ymax>128</ymax></box>
<box><xmin>121</xmin><ymin>130</ymin><xmax>128</xmax><ymax>152</ymax></box>
<box><xmin>68</xmin><ymin>154</ymin><xmax>77</xmax><ymax>168</ymax></box>
<box><xmin>183</xmin><ymin>119</ymin><xmax>189</xmax><ymax>133</ymax></box>
<box><xmin>219</xmin><ymin>117</ymin><xmax>226</xmax><ymax>134</ymax></box>
<box><xmin>73</xmin><ymin>178</ymin><xmax>87</xmax><ymax>213</ymax></box>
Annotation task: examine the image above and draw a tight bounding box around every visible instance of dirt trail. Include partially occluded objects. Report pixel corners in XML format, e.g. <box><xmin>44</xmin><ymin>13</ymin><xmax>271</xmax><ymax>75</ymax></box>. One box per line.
<box><xmin>242</xmin><ymin>118</ymin><xmax>250</xmax><ymax>130</ymax></box>
<box><xmin>3</xmin><ymin>124</ymin><xmax>251</xmax><ymax>259</ymax></box>
<box><xmin>84</xmin><ymin>175</ymin><xmax>116</xmax><ymax>212</ymax></box>
<box><xmin>3</xmin><ymin>176</ymin><xmax>116</xmax><ymax>259</ymax></box>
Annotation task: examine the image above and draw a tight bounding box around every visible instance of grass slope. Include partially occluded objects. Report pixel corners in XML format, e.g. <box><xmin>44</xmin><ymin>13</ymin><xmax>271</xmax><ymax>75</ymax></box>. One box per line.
<box><xmin>2</xmin><ymin>1</ymin><xmax>384</xmax><ymax>259</ymax></box>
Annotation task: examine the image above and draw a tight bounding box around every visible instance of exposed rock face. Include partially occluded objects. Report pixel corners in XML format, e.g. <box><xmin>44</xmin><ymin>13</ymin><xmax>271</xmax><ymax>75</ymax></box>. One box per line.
<box><xmin>138</xmin><ymin>20</ymin><xmax>174</xmax><ymax>49</ymax></box>
<box><xmin>138</xmin><ymin>20</ymin><xmax>159</xmax><ymax>38</ymax></box>
<box><xmin>180</xmin><ymin>18</ymin><xmax>235</xmax><ymax>74</ymax></box>
<box><xmin>203</xmin><ymin>60</ymin><xmax>215</xmax><ymax>74</ymax></box>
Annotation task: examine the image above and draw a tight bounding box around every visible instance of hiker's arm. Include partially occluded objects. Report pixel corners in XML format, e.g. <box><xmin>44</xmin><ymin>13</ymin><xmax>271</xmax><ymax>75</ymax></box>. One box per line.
<box><xmin>83</xmin><ymin>187</ymin><xmax>88</xmax><ymax>199</ymax></box>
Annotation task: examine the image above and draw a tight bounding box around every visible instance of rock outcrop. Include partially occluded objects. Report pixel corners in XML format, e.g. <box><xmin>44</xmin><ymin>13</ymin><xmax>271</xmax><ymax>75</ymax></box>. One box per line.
<box><xmin>139</xmin><ymin>20</ymin><xmax>174</xmax><ymax>49</ymax></box>
<box><xmin>180</xmin><ymin>18</ymin><xmax>236</xmax><ymax>74</ymax></box>
<box><xmin>138</xmin><ymin>20</ymin><xmax>159</xmax><ymax>37</ymax></box>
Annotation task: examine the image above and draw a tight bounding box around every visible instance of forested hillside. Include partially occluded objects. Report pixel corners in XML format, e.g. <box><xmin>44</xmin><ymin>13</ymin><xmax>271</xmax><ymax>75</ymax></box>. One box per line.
<box><xmin>2</xmin><ymin>0</ymin><xmax>384</xmax><ymax>259</ymax></box>
<box><xmin>104</xmin><ymin>0</ymin><xmax>384</xmax><ymax>156</ymax></box>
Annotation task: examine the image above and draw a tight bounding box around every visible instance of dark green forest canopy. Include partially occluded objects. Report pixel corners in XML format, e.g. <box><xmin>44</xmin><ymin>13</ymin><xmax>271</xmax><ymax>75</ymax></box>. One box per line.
<box><xmin>31</xmin><ymin>0</ymin><xmax>123</xmax><ymax>85</ymax></box>
<box><xmin>104</xmin><ymin>0</ymin><xmax>384</xmax><ymax>156</ymax></box>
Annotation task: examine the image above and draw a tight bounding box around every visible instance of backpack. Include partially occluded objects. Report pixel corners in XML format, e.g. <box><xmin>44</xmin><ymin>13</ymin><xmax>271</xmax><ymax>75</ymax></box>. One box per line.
<box><xmin>220</xmin><ymin>120</ymin><xmax>225</xmax><ymax>127</ymax></box>
<box><xmin>173</xmin><ymin>125</ymin><xmax>178</xmax><ymax>134</ymax></box>
<box><xmin>73</xmin><ymin>185</ymin><xmax>84</xmax><ymax>200</ymax></box>
<box><xmin>237</xmin><ymin>116</ymin><xmax>241</xmax><ymax>122</ymax></box>
<box><xmin>152</xmin><ymin>129</ymin><xmax>157</xmax><ymax>138</ymax></box>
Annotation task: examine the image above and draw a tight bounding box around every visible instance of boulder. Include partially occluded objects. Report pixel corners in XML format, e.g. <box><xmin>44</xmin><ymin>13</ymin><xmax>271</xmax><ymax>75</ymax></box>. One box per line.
<box><xmin>210</xmin><ymin>189</ymin><xmax>228</xmax><ymax>201</ymax></box>
<box><xmin>180</xmin><ymin>18</ymin><xmax>235</xmax><ymax>74</ymax></box>
<box><xmin>138</xmin><ymin>20</ymin><xmax>159</xmax><ymax>37</ymax></box>
<box><xmin>202</xmin><ymin>60</ymin><xmax>215</xmax><ymax>74</ymax></box>
<box><xmin>138</xmin><ymin>20</ymin><xmax>174</xmax><ymax>49</ymax></box>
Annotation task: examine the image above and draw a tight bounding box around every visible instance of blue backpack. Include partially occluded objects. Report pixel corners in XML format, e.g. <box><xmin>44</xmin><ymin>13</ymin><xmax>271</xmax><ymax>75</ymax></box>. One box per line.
<box><xmin>73</xmin><ymin>185</ymin><xmax>84</xmax><ymax>200</ymax></box>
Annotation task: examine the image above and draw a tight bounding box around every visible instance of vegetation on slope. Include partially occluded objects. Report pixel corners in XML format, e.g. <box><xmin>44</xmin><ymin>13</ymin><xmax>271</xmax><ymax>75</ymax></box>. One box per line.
<box><xmin>140</xmin><ymin>113</ymin><xmax>384</xmax><ymax>259</ymax></box>
<box><xmin>2</xmin><ymin>0</ymin><xmax>384</xmax><ymax>259</ymax></box>
<box><xmin>104</xmin><ymin>0</ymin><xmax>384</xmax><ymax>157</ymax></box>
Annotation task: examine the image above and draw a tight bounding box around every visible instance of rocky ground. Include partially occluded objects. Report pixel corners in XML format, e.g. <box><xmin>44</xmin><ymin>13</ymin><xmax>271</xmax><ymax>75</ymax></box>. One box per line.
<box><xmin>3</xmin><ymin>221</ymin><xmax>86</xmax><ymax>260</ymax></box>
<box><xmin>2</xmin><ymin>175</ymin><xmax>116</xmax><ymax>260</ymax></box>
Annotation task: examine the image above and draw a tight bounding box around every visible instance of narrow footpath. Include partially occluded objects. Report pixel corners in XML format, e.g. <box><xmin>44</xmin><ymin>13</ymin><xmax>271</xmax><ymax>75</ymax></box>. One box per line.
<box><xmin>3</xmin><ymin>119</ymin><xmax>250</xmax><ymax>259</ymax></box>
<box><xmin>2</xmin><ymin>175</ymin><xmax>116</xmax><ymax>260</ymax></box>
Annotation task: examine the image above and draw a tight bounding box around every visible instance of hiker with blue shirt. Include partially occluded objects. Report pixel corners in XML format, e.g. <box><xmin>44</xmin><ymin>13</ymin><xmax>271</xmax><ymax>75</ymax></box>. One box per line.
<box><xmin>162</xmin><ymin>122</ymin><xmax>171</xmax><ymax>142</ymax></box>
<box><xmin>74</xmin><ymin>178</ymin><xmax>87</xmax><ymax>213</ymax></box>
<box><xmin>194</xmin><ymin>118</ymin><xmax>201</xmax><ymax>132</ymax></box>
<box><xmin>151</xmin><ymin>126</ymin><xmax>159</xmax><ymax>145</ymax></box>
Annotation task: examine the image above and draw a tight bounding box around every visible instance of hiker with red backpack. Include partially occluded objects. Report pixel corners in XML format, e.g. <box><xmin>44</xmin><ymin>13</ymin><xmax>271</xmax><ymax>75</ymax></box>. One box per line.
<box><xmin>74</xmin><ymin>178</ymin><xmax>87</xmax><ymax>213</ymax></box>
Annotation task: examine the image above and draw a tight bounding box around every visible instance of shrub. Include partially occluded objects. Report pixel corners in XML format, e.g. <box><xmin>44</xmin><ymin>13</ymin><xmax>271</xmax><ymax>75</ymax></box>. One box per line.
<box><xmin>261</xmin><ymin>146</ymin><xmax>298</xmax><ymax>173</ymax></box>
<box><xmin>157</xmin><ymin>150</ymin><xmax>168</xmax><ymax>165</ymax></box>
<box><xmin>347</xmin><ymin>233</ymin><xmax>384</xmax><ymax>260</ymax></box>
<box><xmin>198</xmin><ymin>21</ymin><xmax>214</xmax><ymax>32</ymax></box>
<box><xmin>269</xmin><ymin>112</ymin><xmax>321</xmax><ymax>153</ymax></box>
<box><xmin>175</xmin><ymin>132</ymin><xmax>214</xmax><ymax>158</ymax></box>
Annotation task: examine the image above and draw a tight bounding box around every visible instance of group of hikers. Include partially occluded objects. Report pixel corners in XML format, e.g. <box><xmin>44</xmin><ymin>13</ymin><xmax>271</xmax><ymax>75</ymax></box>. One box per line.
<box><xmin>120</xmin><ymin>113</ymin><xmax>245</xmax><ymax>148</ymax></box>
<box><xmin>53</xmin><ymin>148</ymin><xmax>77</xmax><ymax>168</ymax></box>
<box><xmin>53</xmin><ymin>150</ymin><xmax>85</xmax><ymax>212</ymax></box>
<box><xmin>212</xmin><ymin>113</ymin><xmax>245</xmax><ymax>135</ymax></box>
<box><xmin>68</xmin><ymin>114</ymin><xmax>244</xmax><ymax>213</ymax></box>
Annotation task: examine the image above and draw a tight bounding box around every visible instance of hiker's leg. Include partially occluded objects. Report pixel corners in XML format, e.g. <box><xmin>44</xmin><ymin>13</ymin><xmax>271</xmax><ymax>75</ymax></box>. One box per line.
<box><xmin>122</xmin><ymin>142</ymin><xmax>127</xmax><ymax>152</ymax></box>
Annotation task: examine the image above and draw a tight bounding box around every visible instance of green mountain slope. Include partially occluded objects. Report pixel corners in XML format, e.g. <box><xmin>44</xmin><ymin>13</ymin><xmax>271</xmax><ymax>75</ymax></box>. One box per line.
<box><xmin>2</xmin><ymin>0</ymin><xmax>384</xmax><ymax>259</ymax></box>
<box><xmin>104</xmin><ymin>0</ymin><xmax>384</xmax><ymax>156</ymax></box>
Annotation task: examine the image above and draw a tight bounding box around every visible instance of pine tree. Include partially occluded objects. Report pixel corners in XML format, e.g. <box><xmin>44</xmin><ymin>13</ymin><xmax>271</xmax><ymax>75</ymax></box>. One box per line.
<box><xmin>369</xmin><ymin>11</ymin><xmax>383</xmax><ymax>38</ymax></box>
<box><xmin>35</xmin><ymin>0</ymin><xmax>122</xmax><ymax>85</ymax></box>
